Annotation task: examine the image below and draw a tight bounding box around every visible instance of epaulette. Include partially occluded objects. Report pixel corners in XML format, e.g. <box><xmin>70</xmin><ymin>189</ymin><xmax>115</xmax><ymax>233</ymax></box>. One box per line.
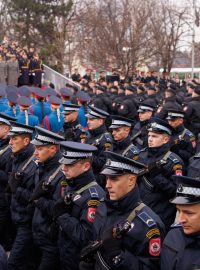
<box><xmin>194</xmin><ymin>152</ymin><xmax>200</xmax><ymax>159</ymax></box>
<box><xmin>170</xmin><ymin>223</ymin><xmax>182</xmax><ymax>229</ymax></box>
<box><xmin>139</xmin><ymin>147</ymin><xmax>147</xmax><ymax>153</ymax></box>
<box><xmin>168</xmin><ymin>152</ymin><xmax>180</xmax><ymax>163</ymax></box>
<box><xmin>104</xmin><ymin>132</ymin><xmax>113</xmax><ymax>143</ymax></box>
<box><xmin>137</xmin><ymin>211</ymin><xmax>156</xmax><ymax>228</ymax></box>
<box><xmin>185</xmin><ymin>129</ymin><xmax>195</xmax><ymax>138</ymax></box>
<box><xmin>88</xmin><ymin>187</ymin><xmax>99</xmax><ymax>199</ymax></box>
<box><xmin>129</xmin><ymin>145</ymin><xmax>140</xmax><ymax>155</ymax></box>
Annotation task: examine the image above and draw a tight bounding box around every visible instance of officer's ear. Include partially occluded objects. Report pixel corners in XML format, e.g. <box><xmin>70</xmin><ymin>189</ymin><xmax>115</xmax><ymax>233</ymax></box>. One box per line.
<box><xmin>162</xmin><ymin>134</ymin><xmax>170</xmax><ymax>144</ymax></box>
<box><xmin>128</xmin><ymin>174</ymin><xmax>137</xmax><ymax>188</ymax></box>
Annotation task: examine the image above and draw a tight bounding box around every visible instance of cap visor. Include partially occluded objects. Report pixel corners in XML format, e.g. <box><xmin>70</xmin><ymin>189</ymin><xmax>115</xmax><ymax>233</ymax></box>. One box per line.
<box><xmin>100</xmin><ymin>167</ymin><xmax>125</xmax><ymax>176</ymax></box>
<box><xmin>109</xmin><ymin>125</ymin><xmax>122</xmax><ymax>129</ymax></box>
<box><xmin>31</xmin><ymin>139</ymin><xmax>46</xmax><ymax>146</ymax></box>
<box><xmin>59</xmin><ymin>157</ymin><xmax>80</xmax><ymax>165</ymax></box>
<box><xmin>86</xmin><ymin>114</ymin><xmax>97</xmax><ymax>119</ymax></box>
<box><xmin>170</xmin><ymin>196</ymin><xmax>200</xmax><ymax>205</ymax></box>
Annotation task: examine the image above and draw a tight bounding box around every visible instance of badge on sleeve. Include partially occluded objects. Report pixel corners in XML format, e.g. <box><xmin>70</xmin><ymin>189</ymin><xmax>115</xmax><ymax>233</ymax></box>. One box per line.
<box><xmin>87</xmin><ymin>207</ymin><xmax>97</xmax><ymax>223</ymax></box>
<box><xmin>175</xmin><ymin>170</ymin><xmax>182</xmax><ymax>176</ymax></box>
<box><xmin>149</xmin><ymin>238</ymin><xmax>161</xmax><ymax>256</ymax></box>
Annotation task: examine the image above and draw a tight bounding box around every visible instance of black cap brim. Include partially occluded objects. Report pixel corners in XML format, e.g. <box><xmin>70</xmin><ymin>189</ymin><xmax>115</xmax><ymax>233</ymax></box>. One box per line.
<box><xmin>100</xmin><ymin>167</ymin><xmax>126</xmax><ymax>176</ymax></box>
<box><xmin>170</xmin><ymin>196</ymin><xmax>200</xmax><ymax>205</ymax></box>
<box><xmin>31</xmin><ymin>139</ymin><xmax>51</xmax><ymax>146</ymax></box>
<box><xmin>59</xmin><ymin>157</ymin><xmax>81</xmax><ymax>165</ymax></box>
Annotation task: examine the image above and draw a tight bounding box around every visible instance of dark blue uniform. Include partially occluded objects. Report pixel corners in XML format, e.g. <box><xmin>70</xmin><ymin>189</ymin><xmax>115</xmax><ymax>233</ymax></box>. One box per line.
<box><xmin>187</xmin><ymin>152</ymin><xmax>200</xmax><ymax>179</ymax></box>
<box><xmin>57</xmin><ymin>170</ymin><xmax>105</xmax><ymax>270</ymax></box>
<box><xmin>0</xmin><ymin>138</ymin><xmax>13</xmax><ymax>251</ymax></box>
<box><xmin>113</xmin><ymin>135</ymin><xmax>140</xmax><ymax>160</ymax></box>
<box><xmin>161</xmin><ymin>226</ymin><xmax>200</xmax><ymax>270</ymax></box>
<box><xmin>139</xmin><ymin>144</ymin><xmax>184</xmax><ymax>230</ymax></box>
<box><xmin>85</xmin><ymin>125</ymin><xmax>113</xmax><ymax>187</ymax></box>
<box><xmin>82</xmin><ymin>188</ymin><xmax>165</xmax><ymax>270</ymax></box>
<box><xmin>170</xmin><ymin>125</ymin><xmax>196</xmax><ymax>166</ymax></box>
<box><xmin>131</xmin><ymin>121</ymin><xmax>149</xmax><ymax>150</ymax></box>
<box><xmin>62</xmin><ymin>119</ymin><xmax>86</xmax><ymax>142</ymax></box>
<box><xmin>32</xmin><ymin>152</ymin><xmax>64</xmax><ymax>270</ymax></box>
<box><xmin>8</xmin><ymin>143</ymin><xmax>37</xmax><ymax>270</ymax></box>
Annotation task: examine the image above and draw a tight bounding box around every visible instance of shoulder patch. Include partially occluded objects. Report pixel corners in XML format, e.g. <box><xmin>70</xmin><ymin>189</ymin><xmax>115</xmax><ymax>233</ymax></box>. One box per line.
<box><xmin>168</xmin><ymin>153</ymin><xmax>180</xmax><ymax>163</ymax></box>
<box><xmin>185</xmin><ymin>129</ymin><xmax>195</xmax><ymax>138</ymax></box>
<box><xmin>146</xmin><ymin>228</ymin><xmax>160</xmax><ymax>239</ymax></box>
<box><xmin>104</xmin><ymin>133</ymin><xmax>113</xmax><ymax>143</ymax></box>
<box><xmin>137</xmin><ymin>211</ymin><xmax>156</xmax><ymax>227</ymax></box>
<box><xmin>87</xmin><ymin>199</ymin><xmax>100</xmax><ymax>208</ymax></box>
<box><xmin>149</xmin><ymin>238</ymin><xmax>161</xmax><ymax>256</ymax></box>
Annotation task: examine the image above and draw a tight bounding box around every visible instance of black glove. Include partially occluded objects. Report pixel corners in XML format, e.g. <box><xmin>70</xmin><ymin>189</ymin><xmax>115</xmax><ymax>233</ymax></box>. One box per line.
<box><xmin>30</xmin><ymin>181</ymin><xmax>53</xmax><ymax>201</ymax></box>
<box><xmin>147</xmin><ymin>160</ymin><xmax>166</xmax><ymax>176</ymax></box>
<box><xmin>49</xmin><ymin>221</ymin><xmax>59</xmax><ymax>243</ymax></box>
<box><xmin>53</xmin><ymin>196</ymin><xmax>73</xmax><ymax>220</ymax></box>
<box><xmin>102</xmin><ymin>227</ymin><xmax>122</xmax><ymax>264</ymax></box>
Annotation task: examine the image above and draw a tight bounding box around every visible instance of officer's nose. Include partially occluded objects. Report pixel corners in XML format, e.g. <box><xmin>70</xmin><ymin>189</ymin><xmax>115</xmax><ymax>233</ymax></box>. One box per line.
<box><xmin>106</xmin><ymin>177</ymin><xmax>112</xmax><ymax>189</ymax></box>
<box><xmin>178</xmin><ymin>211</ymin><xmax>186</xmax><ymax>224</ymax></box>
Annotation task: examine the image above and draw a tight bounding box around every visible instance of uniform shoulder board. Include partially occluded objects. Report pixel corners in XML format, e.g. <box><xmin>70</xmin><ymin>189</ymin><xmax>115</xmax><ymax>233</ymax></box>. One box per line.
<box><xmin>168</xmin><ymin>152</ymin><xmax>180</xmax><ymax>163</ymax></box>
<box><xmin>194</xmin><ymin>152</ymin><xmax>200</xmax><ymax>158</ymax></box>
<box><xmin>185</xmin><ymin>129</ymin><xmax>195</xmax><ymax>138</ymax></box>
<box><xmin>139</xmin><ymin>147</ymin><xmax>147</xmax><ymax>153</ymax></box>
<box><xmin>74</xmin><ymin>124</ymin><xmax>81</xmax><ymax>130</ymax></box>
<box><xmin>129</xmin><ymin>145</ymin><xmax>140</xmax><ymax>155</ymax></box>
<box><xmin>170</xmin><ymin>223</ymin><xmax>182</xmax><ymax>229</ymax></box>
<box><xmin>137</xmin><ymin>211</ymin><xmax>156</xmax><ymax>228</ymax></box>
<box><xmin>88</xmin><ymin>187</ymin><xmax>99</xmax><ymax>199</ymax></box>
<box><xmin>104</xmin><ymin>132</ymin><xmax>113</xmax><ymax>143</ymax></box>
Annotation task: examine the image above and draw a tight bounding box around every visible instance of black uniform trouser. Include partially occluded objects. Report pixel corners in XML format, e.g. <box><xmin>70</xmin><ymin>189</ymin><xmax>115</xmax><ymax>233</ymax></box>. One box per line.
<box><xmin>36</xmin><ymin>244</ymin><xmax>60</xmax><ymax>270</ymax></box>
<box><xmin>8</xmin><ymin>223</ymin><xmax>36</xmax><ymax>270</ymax></box>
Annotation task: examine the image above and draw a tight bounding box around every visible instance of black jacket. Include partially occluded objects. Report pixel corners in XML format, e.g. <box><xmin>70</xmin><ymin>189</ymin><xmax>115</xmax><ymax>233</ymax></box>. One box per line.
<box><xmin>139</xmin><ymin>143</ymin><xmax>184</xmax><ymax>230</ymax></box>
<box><xmin>9</xmin><ymin>143</ymin><xmax>37</xmax><ymax>224</ymax></box>
<box><xmin>58</xmin><ymin>169</ymin><xmax>105</xmax><ymax>270</ymax></box>
<box><xmin>32</xmin><ymin>152</ymin><xmax>64</xmax><ymax>247</ymax></box>
<box><xmin>82</xmin><ymin>187</ymin><xmax>165</xmax><ymax>270</ymax></box>
<box><xmin>161</xmin><ymin>226</ymin><xmax>200</xmax><ymax>270</ymax></box>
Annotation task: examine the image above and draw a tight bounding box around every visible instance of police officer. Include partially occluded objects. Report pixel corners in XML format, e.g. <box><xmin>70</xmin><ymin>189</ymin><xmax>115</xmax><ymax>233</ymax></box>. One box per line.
<box><xmin>17</xmin><ymin>96</ymin><xmax>39</xmax><ymax>127</ymax></box>
<box><xmin>0</xmin><ymin>113</ymin><xmax>16</xmax><ymax>251</ymax></box>
<box><xmin>166</xmin><ymin>109</ymin><xmax>196</xmax><ymax>166</ymax></box>
<box><xmin>31</xmin><ymin>126</ymin><xmax>64</xmax><ymax>270</ymax></box>
<box><xmin>43</xmin><ymin>96</ymin><xmax>64</xmax><ymax>133</ymax></box>
<box><xmin>131</xmin><ymin>102</ymin><xmax>155</xmax><ymax>150</ymax></box>
<box><xmin>85</xmin><ymin>106</ymin><xmax>113</xmax><ymax>187</ymax></box>
<box><xmin>80</xmin><ymin>152</ymin><xmax>165</xmax><ymax>270</ymax></box>
<box><xmin>7</xmin><ymin>121</ymin><xmax>37</xmax><ymax>270</ymax></box>
<box><xmin>109</xmin><ymin>115</ymin><xmax>139</xmax><ymax>160</ymax></box>
<box><xmin>155</xmin><ymin>88</ymin><xmax>181</xmax><ymax>120</ymax></box>
<box><xmin>62</xmin><ymin>104</ymin><xmax>86</xmax><ymax>142</ymax></box>
<box><xmin>90</xmin><ymin>85</ymin><xmax>111</xmax><ymax>113</ymax></box>
<box><xmin>52</xmin><ymin>141</ymin><xmax>105</xmax><ymax>270</ymax></box>
<box><xmin>184</xmin><ymin>85</ymin><xmax>200</xmax><ymax>137</ymax></box>
<box><xmin>161</xmin><ymin>175</ymin><xmax>200</xmax><ymax>270</ymax></box>
<box><xmin>139</xmin><ymin>118</ymin><xmax>184</xmax><ymax>230</ymax></box>
<box><xmin>118</xmin><ymin>85</ymin><xmax>138</xmax><ymax>121</ymax></box>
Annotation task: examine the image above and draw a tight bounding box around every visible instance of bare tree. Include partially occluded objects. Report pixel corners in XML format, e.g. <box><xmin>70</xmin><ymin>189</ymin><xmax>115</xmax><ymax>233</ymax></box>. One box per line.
<box><xmin>147</xmin><ymin>0</ymin><xmax>188</xmax><ymax>72</ymax></box>
<box><xmin>73</xmin><ymin>0</ymin><xmax>151</xmax><ymax>75</ymax></box>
